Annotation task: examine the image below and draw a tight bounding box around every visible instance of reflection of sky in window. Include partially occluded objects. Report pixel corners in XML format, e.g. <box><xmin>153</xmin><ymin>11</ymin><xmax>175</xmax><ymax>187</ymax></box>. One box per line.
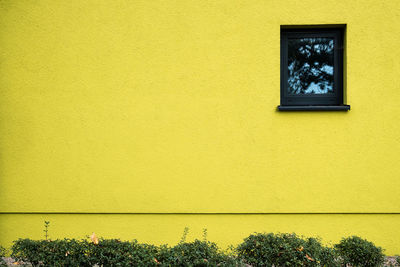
<box><xmin>304</xmin><ymin>65</ymin><xmax>333</xmax><ymax>94</ymax></box>
<box><xmin>287</xmin><ymin>38</ymin><xmax>334</xmax><ymax>95</ymax></box>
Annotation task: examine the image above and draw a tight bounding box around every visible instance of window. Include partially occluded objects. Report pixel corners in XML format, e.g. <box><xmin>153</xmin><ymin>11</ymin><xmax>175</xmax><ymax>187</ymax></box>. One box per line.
<box><xmin>278</xmin><ymin>27</ymin><xmax>350</xmax><ymax>111</ymax></box>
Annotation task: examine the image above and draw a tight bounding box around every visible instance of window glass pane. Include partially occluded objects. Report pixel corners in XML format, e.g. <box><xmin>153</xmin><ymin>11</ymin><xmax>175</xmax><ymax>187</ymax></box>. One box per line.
<box><xmin>287</xmin><ymin>37</ymin><xmax>334</xmax><ymax>94</ymax></box>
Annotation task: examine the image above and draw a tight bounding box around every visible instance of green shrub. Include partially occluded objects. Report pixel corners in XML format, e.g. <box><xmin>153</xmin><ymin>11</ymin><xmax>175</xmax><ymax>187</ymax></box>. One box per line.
<box><xmin>11</xmin><ymin>239</ymin><xmax>44</xmax><ymax>266</ymax></box>
<box><xmin>90</xmin><ymin>238</ymin><xmax>159</xmax><ymax>266</ymax></box>
<box><xmin>8</xmin><ymin>233</ymin><xmax>390</xmax><ymax>267</ymax></box>
<box><xmin>11</xmin><ymin>238</ymin><xmax>92</xmax><ymax>266</ymax></box>
<box><xmin>156</xmin><ymin>227</ymin><xmax>243</xmax><ymax>266</ymax></box>
<box><xmin>334</xmin><ymin>236</ymin><xmax>385</xmax><ymax>267</ymax></box>
<box><xmin>158</xmin><ymin>239</ymin><xmax>241</xmax><ymax>266</ymax></box>
<box><xmin>0</xmin><ymin>245</ymin><xmax>7</xmax><ymax>267</ymax></box>
<box><xmin>11</xmin><ymin>238</ymin><xmax>161</xmax><ymax>266</ymax></box>
<box><xmin>10</xmin><ymin>237</ymin><xmax>242</xmax><ymax>267</ymax></box>
<box><xmin>317</xmin><ymin>246</ymin><xmax>340</xmax><ymax>267</ymax></box>
<box><xmin>237</xmin><ymin>233</ymin><xmax>338</xmax><ymax>267</ymax></box>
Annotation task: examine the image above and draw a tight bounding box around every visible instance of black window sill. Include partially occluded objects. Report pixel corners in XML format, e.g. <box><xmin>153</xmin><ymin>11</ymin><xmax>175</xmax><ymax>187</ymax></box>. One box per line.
<box><xmin>277</xmin><ymin>105</ymin><xmax>350</xmax><ymax>111</ymax></box>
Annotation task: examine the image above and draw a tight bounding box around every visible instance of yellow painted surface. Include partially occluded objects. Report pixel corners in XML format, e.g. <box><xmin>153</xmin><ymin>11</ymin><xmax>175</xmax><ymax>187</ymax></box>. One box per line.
<box><xmin>1</xmin><ymin>214</ymin><xmax>400</xmax><ymax>255</ymax></box>
<box><xmin>1</xmin><ymin>0</ymin><xmax>400</xmax><ymax>253</ymax></box>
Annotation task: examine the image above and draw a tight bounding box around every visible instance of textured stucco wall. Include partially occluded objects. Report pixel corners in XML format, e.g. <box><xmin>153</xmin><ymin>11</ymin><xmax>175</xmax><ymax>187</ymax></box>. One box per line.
<box><xmin>1</xmin><ymin>214</ymin><xmax>400</xmax><ymax>254</ymax></box>
<box><xmin>1</xmin><ymin>0</ymin><xmax>400</xmax><ymax>253</ymax></box>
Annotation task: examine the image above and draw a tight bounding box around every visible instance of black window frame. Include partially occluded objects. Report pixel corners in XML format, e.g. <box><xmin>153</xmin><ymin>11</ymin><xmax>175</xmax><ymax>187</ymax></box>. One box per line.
<box><xmin>279</xmin><ymin>27</ymin><xmax>349</xmax><ymax>111</ymax></box>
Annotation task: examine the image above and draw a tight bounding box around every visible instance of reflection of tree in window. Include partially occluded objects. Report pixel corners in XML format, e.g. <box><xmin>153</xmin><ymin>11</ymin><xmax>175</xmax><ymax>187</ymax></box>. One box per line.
<box><xmin>288</xmin><ymin>38</ymin><xmax>334</xmax><ymax>94</ymax></box>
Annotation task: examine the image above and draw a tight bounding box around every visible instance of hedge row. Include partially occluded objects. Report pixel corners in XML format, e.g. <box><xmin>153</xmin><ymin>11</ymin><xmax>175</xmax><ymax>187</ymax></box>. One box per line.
<box><xmin>1</xmin><ymin>233</ymin><xmax>390</xmax><ymax>267</ymax></box>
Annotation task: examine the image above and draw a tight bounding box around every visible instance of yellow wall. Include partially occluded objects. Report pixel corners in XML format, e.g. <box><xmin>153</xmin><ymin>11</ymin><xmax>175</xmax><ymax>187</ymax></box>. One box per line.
<box><xmin>1</xmin><ymin>214</ymin><xmax>400</xmax><ymax>254</ymax></box>
<box><xmin>1</xmin><ymin>0</ymin><xmax>400</xmax><ymax>254</ymax></box>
